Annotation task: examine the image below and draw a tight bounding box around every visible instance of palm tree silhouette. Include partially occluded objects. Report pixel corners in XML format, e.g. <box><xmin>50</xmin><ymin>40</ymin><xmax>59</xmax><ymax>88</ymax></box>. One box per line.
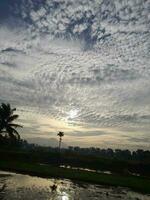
<box><xmin>0</xmin><ymin>103</ymin><xmax>22</xmax><ymax>140</ymax></box>
<box><xmin>57</xmin><ymin>131</ymin><xmax>64</xmax><ymax>151</ymax></box>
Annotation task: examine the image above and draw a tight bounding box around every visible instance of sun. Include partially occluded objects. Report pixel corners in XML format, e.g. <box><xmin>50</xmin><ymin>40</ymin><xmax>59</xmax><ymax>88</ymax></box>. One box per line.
<box><xmin>68</xmin><ymin>109</ymin><xmax>78</xmax><ymax>119</ymax></box>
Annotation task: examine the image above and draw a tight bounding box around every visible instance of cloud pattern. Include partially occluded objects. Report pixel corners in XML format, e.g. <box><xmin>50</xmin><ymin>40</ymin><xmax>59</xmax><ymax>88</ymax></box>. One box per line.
<box><xmin>0</xmin><ymin>0</ymin><xmax>150</xmax><ymax>149</ymax></box>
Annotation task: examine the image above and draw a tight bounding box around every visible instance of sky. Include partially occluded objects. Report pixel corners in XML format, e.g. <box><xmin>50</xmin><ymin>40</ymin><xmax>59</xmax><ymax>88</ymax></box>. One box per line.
<box><xmin>0</xmin><ymin>0</ymin><xmax>150</xmax><ymax>150</ymax></box>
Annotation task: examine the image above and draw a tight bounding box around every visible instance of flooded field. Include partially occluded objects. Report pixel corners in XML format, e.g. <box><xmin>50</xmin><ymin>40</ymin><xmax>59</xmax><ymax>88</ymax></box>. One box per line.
<box><xmin>0</xmin><ymin>171</ymin><xmax>149</xmax><ymax>200</ymax></box>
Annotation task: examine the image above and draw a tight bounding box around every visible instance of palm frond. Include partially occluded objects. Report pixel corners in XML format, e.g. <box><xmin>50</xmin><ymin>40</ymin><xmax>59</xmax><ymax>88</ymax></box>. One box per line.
<box><xmin>11</xmin><ymin>108</ymin><xmax>16</xmax><ymax>114</ymax></box>
<box><xmin>6</xmin><ymin>126</ymin><xmax>20</xmax><ymax>140</ymax></box>
<box><xmin>1</xmin><ymin>103</ymin><xmax>11</xmax><ymax>116</ymax></box>
<box><xmin>57</xmin><ymin>131</ymin><xmax>64</xmax><ymax>137</ymax></box>
<box><xmin>7</xmin><ymin>115</ymin><xmax>19</xmax><ymax>122</ymax></box>
<box><xmin>8</xmin><ymin>123</ymin><xmax>23</xmax><ymax>128</ymax></box>
<box><xmin>0</xmin><ymin>103</ymin><xmax>22</xmax><ymax>140</ymax></box>
<box><xmin>11</xmin><ymin>128</ymin><xmax>20</xmax><ymax>140</ymax></box>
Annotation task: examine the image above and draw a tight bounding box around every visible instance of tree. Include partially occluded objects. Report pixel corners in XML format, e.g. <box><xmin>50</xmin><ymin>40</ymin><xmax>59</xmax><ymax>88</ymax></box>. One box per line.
<box><xmin>57</xmin><ymin>131</ymin><xmax>64</xmax><ymax>151</ymax></box>
<box><xmin>0</xmin><ymin>103</ymin><xmax>22</xmax><ymax>140</ymax></box>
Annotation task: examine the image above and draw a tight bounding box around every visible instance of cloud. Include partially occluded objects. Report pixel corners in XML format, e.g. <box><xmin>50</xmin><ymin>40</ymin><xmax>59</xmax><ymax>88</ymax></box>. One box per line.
<box><xmin>1</xmin><ymin>0</ymin><xmax>149</xmax><ymax>46</ymax></box>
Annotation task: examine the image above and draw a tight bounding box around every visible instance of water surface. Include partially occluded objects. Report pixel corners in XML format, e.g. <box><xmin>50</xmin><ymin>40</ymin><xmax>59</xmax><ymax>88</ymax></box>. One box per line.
<box><xmin>0</xmin><ymin>171</ymin><xmax>149</xmax><ymax>200</ymax></box>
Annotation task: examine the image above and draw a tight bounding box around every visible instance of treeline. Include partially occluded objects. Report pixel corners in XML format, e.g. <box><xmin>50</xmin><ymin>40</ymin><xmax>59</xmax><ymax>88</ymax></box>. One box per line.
<box><xmin>0</xmin><ymin>135</ymin><xmax>28</xmax><ymax>148</ymax></box>
<box><xmin>0</xmin><ymin>136</ymin><xmax>150</xmax><ymax>163</ymax></box>
<box><xmin>0</xmin><ymin>138</ymin><xmax>150</xmax><ymax>177</ymax></box>
<box><xmin>67</xmin><ymin>146</ymin><xmax>150</xmax><ymax>162</ymax></box>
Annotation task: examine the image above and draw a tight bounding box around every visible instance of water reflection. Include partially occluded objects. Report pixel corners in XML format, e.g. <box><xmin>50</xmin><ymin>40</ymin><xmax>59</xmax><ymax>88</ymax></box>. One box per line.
<box><xmin>61</xmin><ymin>192</ymin><xmax>69</xmax><ymax>200</ymax></box>
<box><xmin>60</xmin><ymin>165</ymin><xmax>112</xmax><ymax>174</ymax></box>
<box><xmin>0</xmin><ymin>171</ymin><xmax>149</xmax><ymax>200</ymax></box>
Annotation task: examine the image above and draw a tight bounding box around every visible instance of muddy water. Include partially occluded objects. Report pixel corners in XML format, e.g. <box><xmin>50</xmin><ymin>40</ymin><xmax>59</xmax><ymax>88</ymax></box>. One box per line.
<box><xmin>0</xmin><ymin>171</ymin><xmax>149</xmax><ymax>200</ymax></box>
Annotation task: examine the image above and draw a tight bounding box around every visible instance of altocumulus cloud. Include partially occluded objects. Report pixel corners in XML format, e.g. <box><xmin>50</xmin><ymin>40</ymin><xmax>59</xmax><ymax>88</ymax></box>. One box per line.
<box><xmin>0</xmin><ymin>0</ymin><xmax>150</xmax><ymax>149</ymax></box>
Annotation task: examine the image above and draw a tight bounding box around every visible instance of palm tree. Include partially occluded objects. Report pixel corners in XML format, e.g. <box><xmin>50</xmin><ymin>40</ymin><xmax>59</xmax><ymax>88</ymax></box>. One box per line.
<box><xmin>57</xmin><ymin>131</ymin><xmax>64</xmax><ymax>151</ymax></box>
<box><xmin>0</xmin><ymin>103</ymin><xmax>22</xmax><ymax>140</ymax></box>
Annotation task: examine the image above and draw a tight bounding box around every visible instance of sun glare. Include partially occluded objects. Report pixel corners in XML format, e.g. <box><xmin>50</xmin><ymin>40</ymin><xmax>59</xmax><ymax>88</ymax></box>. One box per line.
<box><xmin>61</xmin><ymin>192</ymin><xmax>69</xmax><ymax>200</ymax></box>
<box><xmin>68</xmin><ymin>109</ymin><xmax>78</xmax><ymax>119</ymax></box>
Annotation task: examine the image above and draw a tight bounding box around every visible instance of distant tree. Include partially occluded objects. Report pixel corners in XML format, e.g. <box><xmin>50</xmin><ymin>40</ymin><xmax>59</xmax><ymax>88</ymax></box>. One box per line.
<box><xmin>57</xmin><ymin>131</ymin><xmax>64</xmax><ymax>151</ymax></box>
<box><xmin>106</xmin><ymin>148</ymin><xmax>114</xmax><ymax>157</ymax></box>
<box><xmin>68</xmin><ymin>146</ymin><xmax>73</xmax><ymax>151</ymax></box>
<box><xmin>74</xmin><ymin>146</ymin><xmax>80</xmax><ymax>152</ymax></box>
<box><xmin>0</xmin><ymin>103</ymin><xmax>22</xmax><ymax>140</ymax></box>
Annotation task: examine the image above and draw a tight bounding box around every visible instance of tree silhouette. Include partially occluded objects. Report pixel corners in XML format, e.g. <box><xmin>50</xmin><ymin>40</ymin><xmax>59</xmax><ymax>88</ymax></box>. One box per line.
<box><xmin>57</xmin><ymin>131</ymin><xmax>64</xmax><ymax>151</ymax></box>
<box><xmin>0</xmin><ymin>103</ymin><xmax>22</xmax><ymax>140</ymax></box>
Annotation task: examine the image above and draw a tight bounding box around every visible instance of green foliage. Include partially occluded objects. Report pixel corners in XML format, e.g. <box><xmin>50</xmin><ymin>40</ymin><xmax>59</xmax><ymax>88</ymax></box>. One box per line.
<box><xmin>0</xmin><ymin>103</ymin><xmax>22</xmax><ymax>140</ymax></box>
<box><xmin>0</xmin><ymin>147</ymin><xmax>149</xmax><ymax>177</ymax></box>
<box><xmin>57</xmin><ymin>131</ymin><xmax>64</xmax><ymax>150</ymax></box>
<box><xmin>0</xmin><ymin>160</ymin><xmax>150</xmax><ymax>194</ymax></box>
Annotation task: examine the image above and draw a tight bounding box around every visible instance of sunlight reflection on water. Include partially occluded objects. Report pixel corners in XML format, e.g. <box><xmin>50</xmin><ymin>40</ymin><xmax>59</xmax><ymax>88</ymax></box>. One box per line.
<box><xmin>61</xmin><ymin>192</ymin><xmax>69</xmax><ymax>200</ymax></box>
<box><xmin>0</xmin><ymin>171</ymin><xmax>149</xmax><ymax>200</ymax></box>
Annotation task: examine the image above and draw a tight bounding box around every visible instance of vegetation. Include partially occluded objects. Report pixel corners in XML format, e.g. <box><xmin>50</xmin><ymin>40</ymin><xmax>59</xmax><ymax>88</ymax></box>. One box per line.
<box><xmin>0</xmin><ymin>159</ymin><xmax>150</xmax><ymax>194</ymax></box>
<box><xmin>57</xmin><ymin>131</ymin><xmax>64</xmax><ymax>151</ymax></box>
<box><xmin>0</xmin><ymin>144</ymin><xmax>150</xmax><ymax>177</ymax></box>
<box><xmin>67</xmin><ymin>146</ymin><xmax>150</xmax><ymax>163</ymax></box>
<box><xmin>0</xmin><ymin>103</ymin><xmax>150</xmax><ymax>194</ymax></box>
<box><xmin>0</xmin><ymin>137</ymin><xmax>150</xmax><ymax>194</ymax></box>
<box><xmin>0</xmin><ymin>103</ymin><xmax>22</xmax><ymax>140</ymax></box>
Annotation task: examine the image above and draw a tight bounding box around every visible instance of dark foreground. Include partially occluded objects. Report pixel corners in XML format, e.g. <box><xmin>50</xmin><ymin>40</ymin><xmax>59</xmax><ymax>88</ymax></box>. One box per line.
<box><xmin>0</xmin><ymin>160</ymin><xmax>150</xmax><ymax>194</ymax></box>
<box><xmin>1</xmin><ymin>171</ymin><xmax>150</xmax><ymax>200</ymax></box>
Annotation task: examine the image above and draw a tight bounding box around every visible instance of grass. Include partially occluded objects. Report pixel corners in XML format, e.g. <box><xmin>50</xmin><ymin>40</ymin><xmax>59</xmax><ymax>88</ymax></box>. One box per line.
<box><xmin>0</xmin><ymin>160</ymin><xmax>150</xmax><ymax>194</ymax></box>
